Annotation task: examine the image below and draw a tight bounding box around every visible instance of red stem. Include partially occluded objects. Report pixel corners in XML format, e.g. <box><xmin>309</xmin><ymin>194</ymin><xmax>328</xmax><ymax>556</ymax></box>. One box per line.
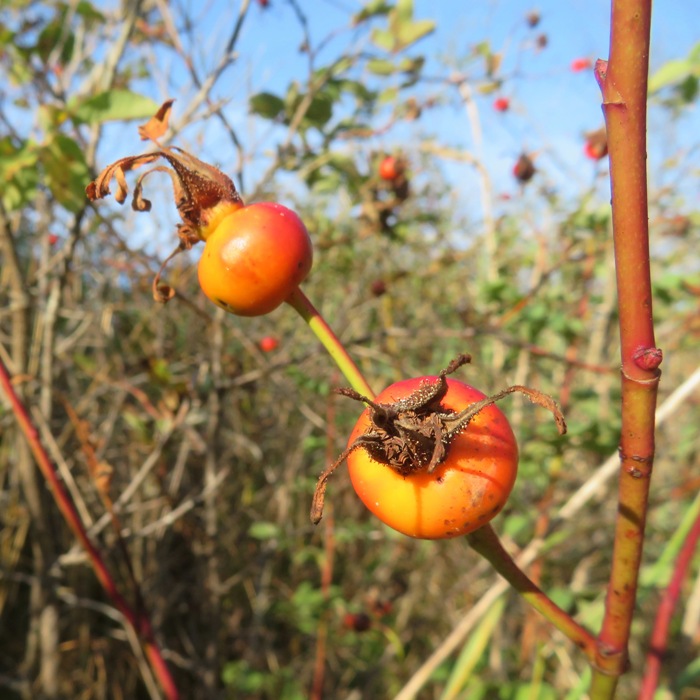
<box><xmin>0</xmin><ymin>359</ymin><xmax>179</xmax><ymax>700</ymax></box>
<box><xmin>592</xmin><ymin>0</ymin><xmax>660</xmax><ymax>694</ymax></box>
<box><xmin>638</xmin><ymin>511</ymin><xmax>700</xmax><ymax>700</ymax></box>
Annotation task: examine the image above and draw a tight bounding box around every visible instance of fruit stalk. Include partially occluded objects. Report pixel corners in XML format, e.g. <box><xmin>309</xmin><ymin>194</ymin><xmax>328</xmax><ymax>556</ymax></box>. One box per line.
<box><xmin>286</xmin><ymin>286</ymin><xmax>375</xmax><ymax>398</ymax></box>
<box><xmin>591</xmin><ymin>0</ymin><xmax>659</xmax><ymax>695</ymax></box>
<box><xmin>466</xmin><ymin>524</ymin><xmax>597</xmax><ymax>660</ymax></box>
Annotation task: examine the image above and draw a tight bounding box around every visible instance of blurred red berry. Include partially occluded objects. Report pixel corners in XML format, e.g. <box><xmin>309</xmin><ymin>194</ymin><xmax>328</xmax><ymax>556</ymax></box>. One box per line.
<box><xmin>583</xmin><ymin>127</ymin><xmax>608</xmax><ymax>160</ymax></box>
<box><xmin>512</xmin><ymin>153</ymin><xmax>536</xmax><ymax>183</ymax></box>
<box><xmin>584</xmin><ymin>142</ymin><xmax>605</xmax><ymax>161</ymax></box>
<box><xmin>571</xmin><ymin>57</ymin><xmax>592</xmax><ymax>72</ymax></box>
<box><xmin>525</xmin><ymin>10</ymin><xmax>541</xmax><ymax>28</ymax></box>
<box><xmin>48</xmin><ymin>234</ymin><xmax>60</xmax><ymax>245</ymax></box>
<box><xmin>343</xmin><ymin>612</ymin><xmax>372</xmax><ymax>632</ymax></box>
<box><xmin>493</xmin><ymin>97</ymin><xmax>510</xmax><ymax>112</ymax></box>
<box><xmin>259</xmin><ymin>336</ymin><xmax>279</xmax><ymax>352</ymax></box>
<box><xmin>370</xmin><ymin>599</ymin><xmax>393</xmax><ymax>617</ymax></box>
<box><xmin>378</xmin><ymin>155</ymin><xmax>404</xmax><ymax>181</ymax></box>
<box><xmin>257</xmin><ymin>0</ymin><xmax>269</xmax><ymax>6</ymax></box>
<box><xmin>370</xmin><ymin>279</ymin><xmax>387</xmax><ymax>297</ymax></box>
<box><xmin>536</xmin><ymin>33</ymin><xmax>548</xmax><ymax>50</ymax></box>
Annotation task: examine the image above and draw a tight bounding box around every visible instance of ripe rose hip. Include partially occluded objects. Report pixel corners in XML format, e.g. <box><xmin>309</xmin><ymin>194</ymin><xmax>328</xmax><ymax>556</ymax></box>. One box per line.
<box><xmin>493</xmin><ymin>97</ymin><xmax>510</xmax><ymax>112</ymax></box>
<box><xmin>198</xmin><ymin>202</ymin><xmax>313</xmax><ymax>316</ymax></box>
<box><xmin>583</xmin><ymin>128</ymin><xmax>608</xmax><ymax>161</ymax></box>
<box><xmin>310</xmin><ymin>354</ymin><xmax>566</xmax><ymax>539</ymax></box>
<box><xmin>345</xmin><ymin>378</ymin><xmax>519</xmax><ymax>538</ymax></box>
<box><xmin>512</xmin><ymin>153</ymin><xmax>536</xmax><ymax>183</ymax></box>
<box><xmin>378</xmin><ymin>155</ymin><xmax>403</xmax><ymax>181</ymax></box>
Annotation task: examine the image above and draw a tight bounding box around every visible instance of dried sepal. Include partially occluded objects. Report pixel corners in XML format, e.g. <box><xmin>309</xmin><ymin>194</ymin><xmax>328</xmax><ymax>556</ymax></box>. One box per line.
<box><xmin>440</xmin><ymin>385</ymin><xmax>567</xmax><ymax>440</ymax></box>
<box><xmin>86</xmin><ymin>153</ymin><xmax>162</xmax><ymax>204</ymax></box>
<box><xmin>86</xmin><ymin>147</ymin><xmax>242</xmax><ymax>239</ymax></box>
<box><xmin>310</xmin><ymin>441</ymin><xmax>366</xmax><ymax>525</ymax></box>
<box><xmin>138</xmin><ymin>98</ymin><xmax>175</xmax><ymax>141</ymax></box>
<box><xmin>86</xmin><ymin>101</ymin><xmax>245</xmax><ymax>303</ymax></box>
<box><xmin>152</xmin><ymin>244</ymin><xmax>186</xmax><ymax>303</ymax></box>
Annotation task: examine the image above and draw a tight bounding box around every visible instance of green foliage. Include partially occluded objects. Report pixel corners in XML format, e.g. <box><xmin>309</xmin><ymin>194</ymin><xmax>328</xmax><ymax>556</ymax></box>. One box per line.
<box><xmin>68</xmin><ymin>89</ymin><xmax>159</xmax><ymax>125</ymax></box>
<box><xmin>649</xmin><ymin>42</ymin><xmax>700</xmax><ymax>105</ymax></box>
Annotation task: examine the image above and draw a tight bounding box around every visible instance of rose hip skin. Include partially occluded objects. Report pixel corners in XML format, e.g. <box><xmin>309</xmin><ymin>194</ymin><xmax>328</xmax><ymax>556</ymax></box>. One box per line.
<box><xmin>198</xmin><ymin>202</ymin><xmax>313</xmax><ymax>317</ymax></box>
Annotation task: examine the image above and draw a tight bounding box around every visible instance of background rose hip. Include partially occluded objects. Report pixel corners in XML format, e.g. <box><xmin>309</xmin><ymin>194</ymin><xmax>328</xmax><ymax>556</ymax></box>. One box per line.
<box><xmin>513</xmin><ymin>153</ymin><xmax>536</xmax><ymax>183</ymax></box>
<box><xmin>571</xmin><ymin>57</ymin><xmax>592</xmax><ymax>72</ymax></box>
<box><xmin>378</xmin><ymin>155</ymin><xmax>402</xmax><ymax>181</ymax></box>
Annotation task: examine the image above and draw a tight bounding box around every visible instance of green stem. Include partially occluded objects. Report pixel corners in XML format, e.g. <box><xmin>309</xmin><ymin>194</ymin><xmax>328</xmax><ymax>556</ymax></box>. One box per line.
<box><xmin>593</xmin><ymin>0</ymin><xmax>659</xmax><ymax>694</ymax></box>
<box><xmin>467</xmin><ymin>524</ymin><xmax>598</xmax><ymax>662</ymax></box>
<box><xmin>286</xmin><ymin>286</ymin><xmax>375</xmax><ymax>398</ymax></box>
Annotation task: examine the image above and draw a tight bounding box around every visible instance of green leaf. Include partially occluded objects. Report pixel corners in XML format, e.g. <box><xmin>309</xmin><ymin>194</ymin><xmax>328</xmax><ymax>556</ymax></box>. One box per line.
<box><xmin>648</xmin><ymin>59</ymin><xmax>691</xmax><ymax>93</ymax></box>
<box><xmin>0</xmin><ymin>138</ymin><xmax>39</xmax><ymax>212</ymax></box>
<box><xmin>689</xmin><ymin>41</ymin><xmax>700</xmax><ymax>64</ymax></box>
<box><xmin>677</xmin><ymin>74</ymin><xmax>699</xmax><ymax>103</ymax></box>
<box><xmin>337</xmin><ymin>79</ymin><xmax>376</xmax><ymax>102</ymax></box>
<box><xmin>248</xmin><ymin>522</ymin><xmax>280</xmax><ymax>540</ymax></box>
<box><xmin>75</xmin><ymin>0</ymin><xmax>107</xmax><ymax>24</ymax></box>
<box><xmin>395</xmin><ymin>0</ymin><xmax>414</xmax><ymax>23</ymax></box>
<box><xmin>397</xmin><ymin>18</ymin><xmax>435</xmax><ymax>49</ymax></box>
<box><xmin>69</xmin><ymin>90</ymin><xmax>159</xmax><ymax>125</ymax></box>
<box><xmin>371</xmin><ymin>27</ymin><xmax>396</xmax><ymax>52</ymax></box>
<box><xmin>304</xmin><ymin>92</ymin><xmax>333</xmax><ymax>127</ymax></box>
<box><xmin>378</xmin><ymin>86</ymin><xmax>399</xmax><ymax>104</ymax></box>
<box><xmin>367</xmin><ymin>58</ymin><xmax>398</xmax><ymax>75</ymax></box>
<box><xmin>353</xmin><ymin>0</ymin><xmax>393</xmax><ymax>25</ymax></box>
<box><xmin>6</xmin><ymin>46</ymin><xmax>32</xmax><ymax>86</ymax></box>
<box><xmin>40</xmin><ymin>135</ymin><xmax>90</xmax><ymax>213</ymax></box>
<box><xmin>249</xmin><ymin>91</ymin><xmax>285</xmax><ymax>120</ymax></box>
<box><xmin>388</xmin><ymin>0</ymin><xmax>435</xmax><ymax>52</ymax></box>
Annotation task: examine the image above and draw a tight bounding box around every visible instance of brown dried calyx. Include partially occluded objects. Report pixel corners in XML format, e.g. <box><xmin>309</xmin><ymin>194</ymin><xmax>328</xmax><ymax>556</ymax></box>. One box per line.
<box><xmin>85</xmin><ymin>100</ymin><xmax>244</xmax><ymax>302</ymax></box>
<box><xmin>310</xmin><ymin>353</ymin><xmax>567</xmax><ymax>524</ymax></box>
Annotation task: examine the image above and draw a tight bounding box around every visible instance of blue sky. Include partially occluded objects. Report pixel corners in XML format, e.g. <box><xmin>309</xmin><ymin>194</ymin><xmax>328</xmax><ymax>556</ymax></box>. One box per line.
<box><xmin>95</xmin><ymin>0</ymin><xmax>699</xmax><ymax>251</ymax></box>
<box><xmin>194</xmin><ymin>0</ymin><xmax>699</xmax><ymax>194</ymax></box>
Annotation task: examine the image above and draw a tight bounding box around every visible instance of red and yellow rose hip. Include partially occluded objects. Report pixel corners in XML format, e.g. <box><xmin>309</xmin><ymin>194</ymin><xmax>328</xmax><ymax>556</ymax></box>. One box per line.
<box><xmin>198</xmin><ymin>202</ymin><xmax>313</xmax><ymax>316</ymax></box>
<box><xmin>347</xmin><ymin>378</ymin><xmax>519</xmax><ymax>539</ymax></box>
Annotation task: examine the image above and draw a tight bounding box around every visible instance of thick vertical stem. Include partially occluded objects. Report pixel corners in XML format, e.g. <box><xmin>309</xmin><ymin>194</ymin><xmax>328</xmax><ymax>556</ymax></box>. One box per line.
<box><xmin>592</xmin><ymin>0</ymin><xmax>659</xmax><ymax>693</ymax></box>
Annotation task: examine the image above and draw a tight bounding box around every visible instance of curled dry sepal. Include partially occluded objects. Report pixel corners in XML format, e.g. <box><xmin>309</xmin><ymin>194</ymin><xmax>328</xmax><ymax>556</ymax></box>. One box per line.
<box><xmin>310</xmin><ymin>353</ymin><xmax>567</xmax><ymax>524</ymax></box>
<box><xmin>85</xmin><ymin>100</ymin><xmax>244</xmax><ymax>302</ymax></box>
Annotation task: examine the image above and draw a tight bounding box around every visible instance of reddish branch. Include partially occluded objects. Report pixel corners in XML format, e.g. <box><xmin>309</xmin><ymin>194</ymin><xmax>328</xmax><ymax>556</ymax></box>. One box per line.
<box><xmin>638</xmin><ymin>510</ymin><xmax>700</xmax><ymax>700</ymax></box>
<box><xmin>591</xmin><ymin>0</ymin><xmax>660</xmax><ymax>695</ymax></box>
<box><xmin>0</xmin><ymin>359</ymin><xmax>180</xmax><ymax>700</ymax></box>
